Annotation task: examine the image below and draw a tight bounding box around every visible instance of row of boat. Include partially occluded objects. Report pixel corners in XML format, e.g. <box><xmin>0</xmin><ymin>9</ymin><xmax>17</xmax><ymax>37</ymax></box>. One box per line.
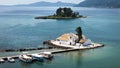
<box><xmin>19</xmin><ymin>52</ymin><xmax>53</xmax><ymax>63</ymax></box>
<box><xmin>0</xmin><ymin>57</ymin><xmax>15</xmax><ymax>63</ymax></box>
<box><xmin>0</xmin><ymin>52</ymin><xmax>53</xmax><ymax>63</ymax></box>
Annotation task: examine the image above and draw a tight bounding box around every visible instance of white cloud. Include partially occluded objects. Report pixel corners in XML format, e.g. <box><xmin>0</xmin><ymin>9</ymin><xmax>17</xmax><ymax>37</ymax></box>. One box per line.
<box><xmin>0</xmin><ymin>0</ymin><xmax>84</xmax><ymax>5</ymax></box>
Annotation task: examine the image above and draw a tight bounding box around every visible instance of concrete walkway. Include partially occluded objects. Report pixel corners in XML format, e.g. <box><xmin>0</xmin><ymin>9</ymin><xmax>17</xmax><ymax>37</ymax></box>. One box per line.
<box><xmin>50</xmin><ymin>40</ymin><xmax>104</xmax><ymax>49</ymax></box>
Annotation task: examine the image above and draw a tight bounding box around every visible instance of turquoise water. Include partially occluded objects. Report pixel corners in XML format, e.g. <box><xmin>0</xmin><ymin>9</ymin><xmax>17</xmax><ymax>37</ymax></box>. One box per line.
<box><xmin>0</xmin><ymin>7</ymin><xmax>120</xmax><ymax>68</ymax></box>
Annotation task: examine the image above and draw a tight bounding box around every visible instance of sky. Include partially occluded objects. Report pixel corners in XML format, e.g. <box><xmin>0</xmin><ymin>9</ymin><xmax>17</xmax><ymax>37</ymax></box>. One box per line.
<box><xmin>0</xmin><ymin>0</ymin><xmax>84</xmax><ymax>5</ymax></box>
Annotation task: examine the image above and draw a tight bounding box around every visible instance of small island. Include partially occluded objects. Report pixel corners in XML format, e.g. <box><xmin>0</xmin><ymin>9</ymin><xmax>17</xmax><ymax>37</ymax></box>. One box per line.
<box><xmin>35</xmin><ymin>7</ymin><xmax>86</xmax><ymax>19</ymax></box>
<box><xmin>43</xmin><ymin>26</ymin><xmax>104</xmax><ymax>49</ymax></box>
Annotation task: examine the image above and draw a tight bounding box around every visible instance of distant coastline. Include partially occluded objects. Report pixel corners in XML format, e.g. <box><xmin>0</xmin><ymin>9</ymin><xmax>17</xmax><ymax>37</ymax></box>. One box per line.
<box><xmin>76</xmin><ymin>0</ymin><xmax>120</xmax><ymax>8</ymax></box>
<box><xmin>0</xmin><ymin>1</ymin><xmax>76</xmax><ymax>7</ymax></box>
<box><xmin>0</xmin><ymin>0</ymin><xmax>120</xmax><ymax>8</ymax></box>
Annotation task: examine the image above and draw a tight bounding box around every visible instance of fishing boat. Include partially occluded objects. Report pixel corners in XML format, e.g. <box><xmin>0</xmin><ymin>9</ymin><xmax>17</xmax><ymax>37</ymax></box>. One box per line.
<box><xmin>31</xmin><ymin>54</ymin><xmax>44</xmax><ymax>62</ymax></box>
<box><xmin>42</xmin><ymin>52</ymin><xmax>53</xmax><ymax>59</ymax></box>
<box><xmin>0</xmin><ymin>58</ymin><xmax>5</xmax><ymax>63</ymax></box>
<box><xmin>7</xmin><ymin>57</ymin><xmax>15</xmax><ymax>63</ymax></box>
<box><xmin>19</xmin><ymin>54</ymin><xmax>33</xmax><ymax>63</ymax></box>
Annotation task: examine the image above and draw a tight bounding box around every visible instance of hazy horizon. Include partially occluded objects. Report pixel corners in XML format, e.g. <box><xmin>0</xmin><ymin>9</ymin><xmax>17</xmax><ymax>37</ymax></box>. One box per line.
<box><xmin>0</xmin><ymin>0</ymin><xmax>84</xmax><ymax>5</ymax></box>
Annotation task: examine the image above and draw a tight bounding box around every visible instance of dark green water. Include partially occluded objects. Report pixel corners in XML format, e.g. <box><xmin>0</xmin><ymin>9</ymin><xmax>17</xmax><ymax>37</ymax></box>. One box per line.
<box><xmin>0</xmin><ymin>7</ymin><xmax>120</xmax><ymax>68</ymax></box>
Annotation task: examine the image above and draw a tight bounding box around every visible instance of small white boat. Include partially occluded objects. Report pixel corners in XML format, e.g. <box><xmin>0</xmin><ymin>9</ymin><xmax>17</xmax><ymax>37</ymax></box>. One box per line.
<box><xmin>42</xmin><ymin>52</ymin><xmax>53</xmax><ymax>59</ymax></box>
<box><xmin>31</xmin><ymin>54</ymin><xmax>44</xmax><ymax>62</ymax></box>
<box><xmin>0</xmin><ymin>58</ymin><xmax>5</xmax><ymax>63</ymax></box>
<box><xmin>7</xmin><ymin>57</ymin><xmax>15</xmax><ymax>63</ymax></box>
<box><xmin>19</xmin><ymin>54</ymin><xmax>33</xmax><ymax>63</ymax></box>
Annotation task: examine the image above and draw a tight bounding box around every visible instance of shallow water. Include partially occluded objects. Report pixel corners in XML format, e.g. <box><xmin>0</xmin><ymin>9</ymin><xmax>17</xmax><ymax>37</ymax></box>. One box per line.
<box><xmin>0</xmin><ymin>7</ymin><xmax>120</xmax><ymax>68</ymax></box>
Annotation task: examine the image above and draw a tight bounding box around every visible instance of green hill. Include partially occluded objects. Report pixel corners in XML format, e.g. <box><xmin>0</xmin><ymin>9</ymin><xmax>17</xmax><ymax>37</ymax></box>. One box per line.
<box><xmin>77</xmin><ymin>0</ymin><xmax>120</xmax><ymax>8</ymax></box>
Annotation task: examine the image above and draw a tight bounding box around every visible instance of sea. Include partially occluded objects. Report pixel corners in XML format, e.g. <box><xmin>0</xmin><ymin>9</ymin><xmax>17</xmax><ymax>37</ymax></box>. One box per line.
<box><xmin>0</xmin><ymin>6</ymin><xmax>120</xmax><ymax>68</ymax></box>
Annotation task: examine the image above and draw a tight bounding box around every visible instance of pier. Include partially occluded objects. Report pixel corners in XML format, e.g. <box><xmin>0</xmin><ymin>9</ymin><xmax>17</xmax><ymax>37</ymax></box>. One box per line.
<box><xmin>0</xmin><ymin>41</ymin><xmax>104</xmax><ymax>61</ymax></box>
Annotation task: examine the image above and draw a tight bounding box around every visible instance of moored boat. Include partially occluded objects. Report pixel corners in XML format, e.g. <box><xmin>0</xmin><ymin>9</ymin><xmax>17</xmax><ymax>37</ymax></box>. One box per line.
<box><xmin>31</xmin><ymin>54</ymin><xmax>44</xmax><ymax>62</ymax></box>
<box><xmin>0</xmin><ymin>58</ymin><xmax>5</xmax><ymax>63</ymax></box>
<box><xmin>42</xmin><ymin>52</ymin><xmax>53</xmax><ymax>59</ymax></box>
<box><xmin>7</xmin><ymin>57</ymin><xmax>15</xmax><ymax>63</ymax></box>
<box><xmin>19</xmin><ymin>54</ymin><xmax>33</xmax><ymax>63</ymax></box>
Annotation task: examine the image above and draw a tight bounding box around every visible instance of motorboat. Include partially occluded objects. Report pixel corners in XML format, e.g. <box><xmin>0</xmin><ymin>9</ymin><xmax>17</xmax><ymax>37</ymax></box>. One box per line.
<box><xmin>42</xmin><ymin>52</ymin><xmax>53</xmax><ymax>59</ymax></box>
<box><xmin>7</xmin><ymin>57</ymin><xmax>15</xmax><ymax>63</ymax></box>
<box><xmin>31</xmin><ymin>54</ymin><xmax>44</xmax><ymax>62</ymax></box>
<box><xmin>0</xmin><ymin>58</ymin><xmax>5</xmax><ymax>63</ymax></box>
<box><xmin>19</xmin><ymin>54</ymin><xmax>33</xmax><ymax>63</ymax></box>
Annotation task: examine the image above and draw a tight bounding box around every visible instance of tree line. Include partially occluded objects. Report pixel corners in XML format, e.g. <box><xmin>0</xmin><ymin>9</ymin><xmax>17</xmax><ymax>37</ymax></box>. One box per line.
<box><xmin>55</xmin><ymin>7</ymin><xmax>80</xmax><ymax>17</ymax></box>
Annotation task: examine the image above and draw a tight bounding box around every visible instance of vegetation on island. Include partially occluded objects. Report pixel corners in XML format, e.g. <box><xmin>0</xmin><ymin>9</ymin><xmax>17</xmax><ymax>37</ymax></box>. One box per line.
<box><xmin>55</xmin><ymin>7</ymin><xmax>80</xmax><ymax>17</ymax></box>
<box><xmin>75</xmin><ymin>26</ymin><xmax>83</xmax><ymax>43</ymax></box>
<box><xmin>35</xmin><ymin>7</ymin><xmax>85</xmax><ymax>19</ymax></box>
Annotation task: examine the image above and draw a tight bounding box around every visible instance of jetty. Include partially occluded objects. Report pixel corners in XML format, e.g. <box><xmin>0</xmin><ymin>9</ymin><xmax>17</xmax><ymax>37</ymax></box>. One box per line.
<box><xmin>0</xmin><ymin>40</ymin><xmax>104</xmax><ymax>61</ymax></box>
<box><xmin>0</xmin><ymin>44</ymin><xmax>104</xmax><ymax>60</ymax></box>
<box><xmin>0</xmin><ymin>47</ymin><xmax>53</xmax><ymax>52</ymax></box>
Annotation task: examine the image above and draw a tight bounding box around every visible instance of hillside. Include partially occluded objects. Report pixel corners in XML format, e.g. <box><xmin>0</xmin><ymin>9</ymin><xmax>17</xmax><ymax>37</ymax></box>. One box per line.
<box><xmin>16</xmin><ymin>1</ymin><xmax>76</xmax><ymax>7</ymax></box>
<box><xmin>77</xmin><ymin>0</ymin><xmax>120</xmax><ymax>8</ymax></box>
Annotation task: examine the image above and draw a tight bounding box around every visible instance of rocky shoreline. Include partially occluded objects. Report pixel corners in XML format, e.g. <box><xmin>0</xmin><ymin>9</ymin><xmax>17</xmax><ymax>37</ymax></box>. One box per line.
<box><xmin>34</xmin><ymin>15</ymin><xmax>86</xmax><ymax>19</ymax></box>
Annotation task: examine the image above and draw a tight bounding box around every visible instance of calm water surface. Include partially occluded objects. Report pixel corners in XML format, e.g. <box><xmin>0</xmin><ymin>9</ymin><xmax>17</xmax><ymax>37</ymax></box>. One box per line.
<box><xmin>0</xmin><ymin>7</ymin><xmax>120</xmax><ymax>68</ymax></box>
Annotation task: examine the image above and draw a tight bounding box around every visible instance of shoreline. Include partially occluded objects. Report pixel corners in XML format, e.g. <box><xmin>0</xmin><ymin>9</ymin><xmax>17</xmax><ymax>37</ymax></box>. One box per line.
<box><xmin>34</xmin><ymin>15</ymin><xmax>86</xmax><ymax>19</ymax></box>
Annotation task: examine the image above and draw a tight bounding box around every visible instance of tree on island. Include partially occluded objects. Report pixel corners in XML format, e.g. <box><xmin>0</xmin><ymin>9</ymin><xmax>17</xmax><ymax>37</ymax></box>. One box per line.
<box><xmin>75</xmin><ymin>26</ymin><xmax>83</xmax><ymax>43</ymax></box>
<box><xmin>56</xmin><ymin>7</ymin><xmax>80</xmax><ymax>17</ymax></box>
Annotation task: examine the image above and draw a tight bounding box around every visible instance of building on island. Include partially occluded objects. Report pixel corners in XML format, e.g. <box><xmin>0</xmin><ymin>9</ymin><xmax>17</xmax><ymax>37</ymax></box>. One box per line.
<box><xmin>56</xmin><ymin>33</ymin><xmax>78</xmax><ymax>45</ymax></box>
<box><xmin>55</xmin><ymin>33</ymin><xmax>92</xmax><ymax>47</ymax></box>
<box><xmin>45</xmin><ymin>27</ymin><xmax>104</xmax><ymax>49</ymax></box>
